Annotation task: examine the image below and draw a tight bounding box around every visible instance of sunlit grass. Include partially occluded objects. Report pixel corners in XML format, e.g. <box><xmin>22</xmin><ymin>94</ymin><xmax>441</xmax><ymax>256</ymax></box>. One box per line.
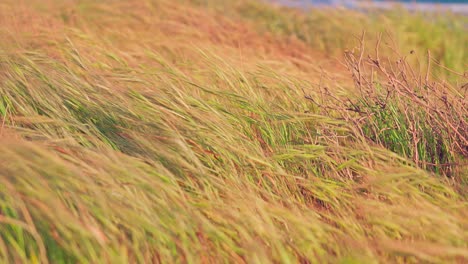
<box><xmin>0</xmin><ymin>0</ymin><xmax>466</xmax><ymax>263</ymax></box>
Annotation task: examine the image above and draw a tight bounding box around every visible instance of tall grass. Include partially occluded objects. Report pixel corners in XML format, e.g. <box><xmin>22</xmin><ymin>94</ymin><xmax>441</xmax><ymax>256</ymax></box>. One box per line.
<box><xmin>0</xmin><ymin>0</ymin><xmax>466</xmax><ymax>263</ymax></box>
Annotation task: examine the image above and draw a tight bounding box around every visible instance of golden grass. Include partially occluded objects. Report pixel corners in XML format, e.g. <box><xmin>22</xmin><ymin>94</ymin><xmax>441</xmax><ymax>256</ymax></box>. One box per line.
<box><xmin>0</xmin><ymin>0</ymin><xmax>466</xmax><ymax>263</ymax></box>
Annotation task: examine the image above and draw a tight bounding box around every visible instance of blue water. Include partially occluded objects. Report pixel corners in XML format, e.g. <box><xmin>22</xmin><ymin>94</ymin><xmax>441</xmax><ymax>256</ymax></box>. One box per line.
<box><xmin>290</xmin><ymin>0</ymin><xmax>468</xmax><ymax>3</ymax></box>
<box><xmin>384</xmin><ymin>1</ymin><xmax>467</xmax><ymax>2</ymax></box>
<box><xmin>273</xmin><ymin>0</ymin><xmax>468</xmax><ymax>13</ymax></box>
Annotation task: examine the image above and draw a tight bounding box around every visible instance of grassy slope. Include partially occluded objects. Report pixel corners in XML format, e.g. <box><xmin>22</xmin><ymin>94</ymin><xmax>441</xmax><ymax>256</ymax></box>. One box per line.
<box><xmin>189</xmin><ymin>0</ymin><xmax>468</xmax><ymax>77</ymax></box>
<box><xmin>0</xmin><ymin>0</ymin><xmax>466</xmax><ymax>263</ymax></box>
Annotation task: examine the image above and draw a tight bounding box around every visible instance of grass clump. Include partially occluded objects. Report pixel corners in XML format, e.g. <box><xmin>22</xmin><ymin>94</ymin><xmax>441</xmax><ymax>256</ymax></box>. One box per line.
<box><xmin>0</xmin><ymin>0</ymin><xmax>466</xmax><ymax>263</ymax></box>
<box><xmin>305</xmin><ymin>35</ymin><xmax>467</xmax><ymax>180</ymax></box>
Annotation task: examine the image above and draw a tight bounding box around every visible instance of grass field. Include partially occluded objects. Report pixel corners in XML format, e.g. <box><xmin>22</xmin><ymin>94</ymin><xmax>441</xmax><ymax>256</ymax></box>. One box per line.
<box><xmin>0</xmin><ymin>0</ymin><xmax>467</xmax><ymax>263</ymax></box>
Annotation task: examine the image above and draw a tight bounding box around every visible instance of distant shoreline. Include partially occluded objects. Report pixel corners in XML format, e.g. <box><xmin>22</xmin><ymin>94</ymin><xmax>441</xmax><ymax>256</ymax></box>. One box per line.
<box><xmin>271</xmin><ymin>0</ymin><xmax>468</xmax><ymax>14</ymax></box>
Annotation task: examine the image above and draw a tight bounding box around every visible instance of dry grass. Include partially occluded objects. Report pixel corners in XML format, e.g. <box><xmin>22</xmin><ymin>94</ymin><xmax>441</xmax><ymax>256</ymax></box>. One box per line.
<box><xmin>0</xmin><ymin>0</ymin><xmax>467</xmax><ymax>263</ymax></box>
<box><xmin>304</xmin><ymin>33</ymin><xmax>467</xmax><ymax>180</ymax></box>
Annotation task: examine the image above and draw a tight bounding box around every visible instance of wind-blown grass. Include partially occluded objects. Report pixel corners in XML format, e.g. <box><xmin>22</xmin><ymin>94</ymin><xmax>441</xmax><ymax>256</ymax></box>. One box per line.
<box><xmin>0</xmin><ymin>0</ymin><xmax>466</xmax><ymax>263</ymax></box>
